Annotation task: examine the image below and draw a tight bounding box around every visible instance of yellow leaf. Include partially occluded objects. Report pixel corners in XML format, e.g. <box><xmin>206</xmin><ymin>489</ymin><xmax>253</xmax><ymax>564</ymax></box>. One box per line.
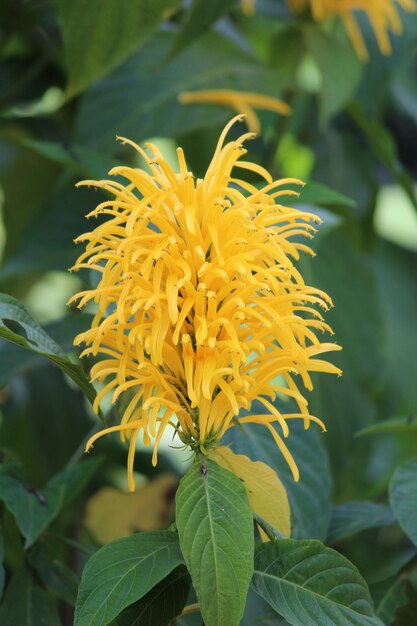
<box><xmin>84</xmin><ymin>474</ymin><xmax>177</xmax><ymax>544</ymax></box>
<box><xmin>212</xmin><ymin>446</ymin><xmax>290</xmax><ymax>540</ymax></box>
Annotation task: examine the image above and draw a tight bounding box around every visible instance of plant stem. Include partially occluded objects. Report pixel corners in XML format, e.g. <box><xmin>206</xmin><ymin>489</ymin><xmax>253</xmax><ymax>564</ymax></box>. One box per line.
<box><xmin>178</xmin><ymin>602</ymin><xmax>200</xmax><ymax>617</ymax></box>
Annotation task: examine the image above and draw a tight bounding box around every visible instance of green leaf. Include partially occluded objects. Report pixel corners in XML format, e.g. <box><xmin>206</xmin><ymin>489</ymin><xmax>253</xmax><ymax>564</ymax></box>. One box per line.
<box><xmin>389</xmin><ymin>457</ymin><xmax>417</xmax><ymax>547</ymax></box>
<box><xmin>374</xmin><ymin>577</ymin><xmax>408</xmax><ymax>625</ymax></box>
<box><xmin>58</xmin><ymin>0</ymin><xmax>180</xmax><ymax>96</ymax></box>
<box><xmin>252</xmin><ymin>539</ymin><xmax>384</xmax><ymax>626</ymax></box>
<box><xmin>115</xmin><ymin>565</ymin><xmax>190</xmax><ymax>626</ymax></box>
<box><xmin>74</xmin><ymin>530</ymin><xmax>184</xmax><ymax>626</ymax></box>
<box><xmin>328</xmin><ymin>501</ymin><xmax>396</xmax><ymax>543</ymax></box>
<box><xmin>224</xmin><ymin>412</ymin><xmax>332</xmax><ymax>541</ymax></box>
<box><xmin>0</xmin><ymin>143</ymin><xmax>61</xmax><ymax>262</ymax></box>
<box><xmin>176</xmin><ymin>457</ymin><xmax>254</xmax><ymax>626</ymax></box>
<box><xmin>292</xmin><ymin>181</ymin><xmax>356</xmax><ymax>209</ymax></box>
<box><xmin>348</xmin><ymin>102</ymin><xmax>417</xmax><ymax>212</ymax></box>
<box><xmin>0</xmin><ymin>566</ymin><xmax>61</xmax><ymax>626</ymax></box>
<box><xmin>270</xmin><ymin>24</ymin><xmax>304</xmax><ymax>84</ymax></box>
<box><xmin>305</xmin><ymin>27</ymin><xmax>363</xmax><ymax>124</ymax></box>
<box><xmin>0</xmin><ymin>313</ymin><xmax>93</xmax><ymax>387</ymax></box>
<box><xmin>0</xmin><ymin>458</ymin><xmax>101</xmax><ymax>548</ymax></box>
<box><xmin>167</xmin><ymin>0</ymin><xmax>236</xmax><ymax>60</ymax></box>
<box><xmin>0</xmin><ymin>528</ymin><xmax>4</xmax><ymax>601</ymax></box>
<box><xmin>76</xmin><ymin>32</ymin><xmax>290</xmax><ymax>150</ymax></box>
<box><xmin>310</xmin><ymin>127</ymin><xmax>377</xmax><ymax>217</ymax></box>
<box><xmin>372</xmin><ymin>243</ymin><xmax>417</xmax><ymax>418</ymax></box>
<box><xmin>304</xmin><ymin>226</ymin><xmax>384</xmax><ymax>392</ymax></box>
<box><xmin>356</xmin><ymin>416</ymin><xmax>417</xmax><ymax>438</ymax></box>
<box><xmin>300</xmin><ymin>226</ymin><xmax>384</xmax><ymax>476</ymax></box>
<box><xmin>0</xmin><ymin>184</ymin><xmax>105</xmax><ymax>279</ymax></box>
<box><xmin>394</xmin><ymin>583</ymin><xmax>417</xmax><ymax>626</ymax></box>
<box><xmin>0</xmin><ymin>364</ymin><xmax>94</xmax><ymax>484</ymax></box>
<box><xmin>0</xmin><ymin>293</ymin><xmax>100</xmax><ymax>414</ymax></box>
<box><xmin>23</xmin><ymin>139</ymin><xmax>115</xmax><ymax>178</ymax></box>
<box><xmin>240</xmin><ymin>589</ymin><xmax>290</xmax><ymax>626</ymax></box>
<box><xmin>30</xmin><ymin>549</ymin><xmax>79</xmax><ymax>606</ymax></box>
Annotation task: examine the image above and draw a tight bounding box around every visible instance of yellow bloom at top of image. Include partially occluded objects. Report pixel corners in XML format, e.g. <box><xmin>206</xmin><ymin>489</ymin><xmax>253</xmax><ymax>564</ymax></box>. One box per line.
<box><xmin>287</xmin><ymin>0</ymin><xmax>417</xmax><ymax>61</ymax></box>
<box><xmin>242</xmin><ymin>0</ymin><xmax>256</xmax><ymax>15</ymax></box>
<box><xmin>68</xmin><ymin>116</ymin><xmax>341</xmax><ymax>491</ymax></box>
<box><xmin>179</xmin><ymin>89</ymin><xmax>291</xmax><ymax>134</ymax></box>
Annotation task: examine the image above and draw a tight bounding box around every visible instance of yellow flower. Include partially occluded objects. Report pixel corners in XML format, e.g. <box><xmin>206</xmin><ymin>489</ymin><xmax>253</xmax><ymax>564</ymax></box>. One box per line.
<box><xmin>69</xmin><ymin>116</ymin><xmax>341</xmax><ymax>491</ymax></box>
<box><xmin>178</xmin><ymin>89</ymin><xmax>291</xmax><ymax>134</ymax></box>
<box><xmin>287</xmin><ymin>0</ymin><xmax>417</xmax><ymax>61</ymax></box>
<box><xmin>241</xmin><ymin>0</ymin><xmax>256</xmax><ymax>15</ymax></box>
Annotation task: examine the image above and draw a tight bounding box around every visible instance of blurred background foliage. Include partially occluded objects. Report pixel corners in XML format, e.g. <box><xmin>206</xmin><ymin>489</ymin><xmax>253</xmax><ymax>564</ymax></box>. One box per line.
<box><xmin>0</xmin><ymin>1</ymin><xmax>416</xmax><ymax>624</ymax></box>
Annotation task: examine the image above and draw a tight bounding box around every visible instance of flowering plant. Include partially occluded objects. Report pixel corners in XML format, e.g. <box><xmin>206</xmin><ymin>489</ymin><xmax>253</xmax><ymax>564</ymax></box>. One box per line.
<box><xmin>0</xmin><ymin>1</ymin><xmax>416</xmax><ymax>625</ymax></box>
<box><xmin>69</xmin><ymin>116</ymin><xmax>341</xmax><ymax>492</ymax></box>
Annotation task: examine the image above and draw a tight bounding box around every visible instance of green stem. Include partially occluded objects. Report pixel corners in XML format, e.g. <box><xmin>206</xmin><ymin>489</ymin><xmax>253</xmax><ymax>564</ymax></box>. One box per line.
<box><xmin>253</xmin><ymin>512</ymin><xmax>285</xmax><ymax>541</ymax></box>
<box><xmin>265</xmin><ymin>96</ymin><xmax>293</xmax><ymax>176</ymax></box>
<box><xmin>65</xmin><ymin>421</ymin><xmax>101</xmax><ymax>469</ymax></box>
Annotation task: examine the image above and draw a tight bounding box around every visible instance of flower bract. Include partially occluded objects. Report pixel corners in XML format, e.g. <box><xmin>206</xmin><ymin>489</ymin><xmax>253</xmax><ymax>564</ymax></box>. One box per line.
<box><xmin>69</xmin><ymin>116</ymin><xmax>341</xmax><ymax>491</ymax></box>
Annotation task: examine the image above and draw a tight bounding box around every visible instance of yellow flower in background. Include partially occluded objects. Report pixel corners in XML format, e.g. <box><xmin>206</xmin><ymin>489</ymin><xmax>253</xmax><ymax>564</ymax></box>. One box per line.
<box><xmin>287</xmin><ymin>0</ymin><xmax>417</xmax><ymax>61</ymax></box>
<box><xmin>242</xmin><ymin>0</ymin><xmax>256</xmax><ymax>15</ymax></box>
<box><xmin>69</xmin><ymin>116</ymin><xmax>341</xmax><ymax>491</ymax></box>
<box><xmin>179</xmin><ymin>90</ymin><xmax>291</xmax><ymax>134</ymax></box>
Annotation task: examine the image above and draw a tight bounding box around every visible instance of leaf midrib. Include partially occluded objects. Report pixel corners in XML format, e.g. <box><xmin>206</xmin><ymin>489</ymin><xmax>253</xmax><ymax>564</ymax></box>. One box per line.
<box><xmin>202</xmin><ymin>469</ymin><xmax>221</xmax><ymax>623</ymax></box>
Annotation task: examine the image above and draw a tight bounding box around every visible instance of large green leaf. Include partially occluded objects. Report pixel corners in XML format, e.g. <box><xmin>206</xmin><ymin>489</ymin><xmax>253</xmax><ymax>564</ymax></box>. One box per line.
<box><xmin>311</xmin><ymin>127</ymin><xmax>377</xmax><ymax>218</ymax></box>
<box><xmin>176</xmin><ymin>457</ymin><xmax>254</xmax><ymax>626</ymax></box>
<box><xmin>328</xmin><ymin>501</ymin><xmax>396</xmax><ymax>543</ymax></box>
<box><xmin>74</xmin><ymin>531</ymin><xmax>184</xmax><ymax>626</ymax></box>
<box><xmin>305</xmin><ymin>27</ymin><xmax>363</xmax><ymax>124</ymax></box>
<box><xmin>0</xmin><ymin>293</ymin><xmax>99</xmax><ymax>413</ymax></box>
<box><xmin>372</xmin><ymin>242</ymin><xmax>417</xmax><ymax>418</ymax></box>
<box><xmin>0</xmin><ymin>184</ymin><xmax>105</xmax><ymax>279</ymax></box>
<box><xmin>75</xmin><ymin>32</ymin><xmax>291</xmax><ymax>150</ymax></box>
<box><xmin>115</xmin><ymin>565</ymin><xmax>190</xmax><ymax>626</ymax></box>
<box><xmin>58</xmin><ymin>0</ymin><xmax>180</xmax><ymax>96</ymax></box>
<box><xmin>0</xmin><ymin>143</ymin><xmax>61</xmax><ymax>262</ymax></box>
<box><xmin>252</xmin><ymin>539</ymin><xmax>384</xmax><ymax>626</ymax></box>
<box><xmin>303</xmin><ymin>226</ymin><xmax>384</xmax><ymax>392</ymax></box>
<box><xmin>0</xmin><ymin>566</ymin><xmax>61</xmax><ymax>626</ymax></box>
<box><xmin>0</xmin><ymin>364</ymin><xmax>94</xmax><ymax>483</ymax></box>
<box><xmin>224</xmin><ymin>410</ymin><xmax>332</xmax><ymax>541</ymax></box>
<box><xmin>0</xmin><ymin>458</ymin><xmax>101</xmax><ymax>548</ymax></box>
<box><xmin>389</xmin><ymin>457</ymin><xmax>417</xmax><ymax>547</ymax></box>
<box><xmin>0</xmin><ymin>313</ymin><xmax>93</xmax><ymax>386</ymax></box>
<box><xmin>167</xmin><ymin>0</ymin><xmax>236</xmax><ymax>60</ymax></box>
<box><xmin>300</xmin><ymin>226</ymin><xmax>384</xmax><ymax>475</ymax></box>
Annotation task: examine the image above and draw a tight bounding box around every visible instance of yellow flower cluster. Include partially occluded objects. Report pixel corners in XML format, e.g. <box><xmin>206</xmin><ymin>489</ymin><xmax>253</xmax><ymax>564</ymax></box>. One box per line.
<box><xmin>69</xmin><ymin>117</ymin><xmax>341</xmax><ymax>491</ymax></box>
<box><xmin>289</xmin><ymin>0</ymin><xmax>416</xmax><ymax>60</ymax></box>
<box><xmin>244</xmin><ymin>0</ymin><xmax>416</xmax><ymax>60</ymax></box>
